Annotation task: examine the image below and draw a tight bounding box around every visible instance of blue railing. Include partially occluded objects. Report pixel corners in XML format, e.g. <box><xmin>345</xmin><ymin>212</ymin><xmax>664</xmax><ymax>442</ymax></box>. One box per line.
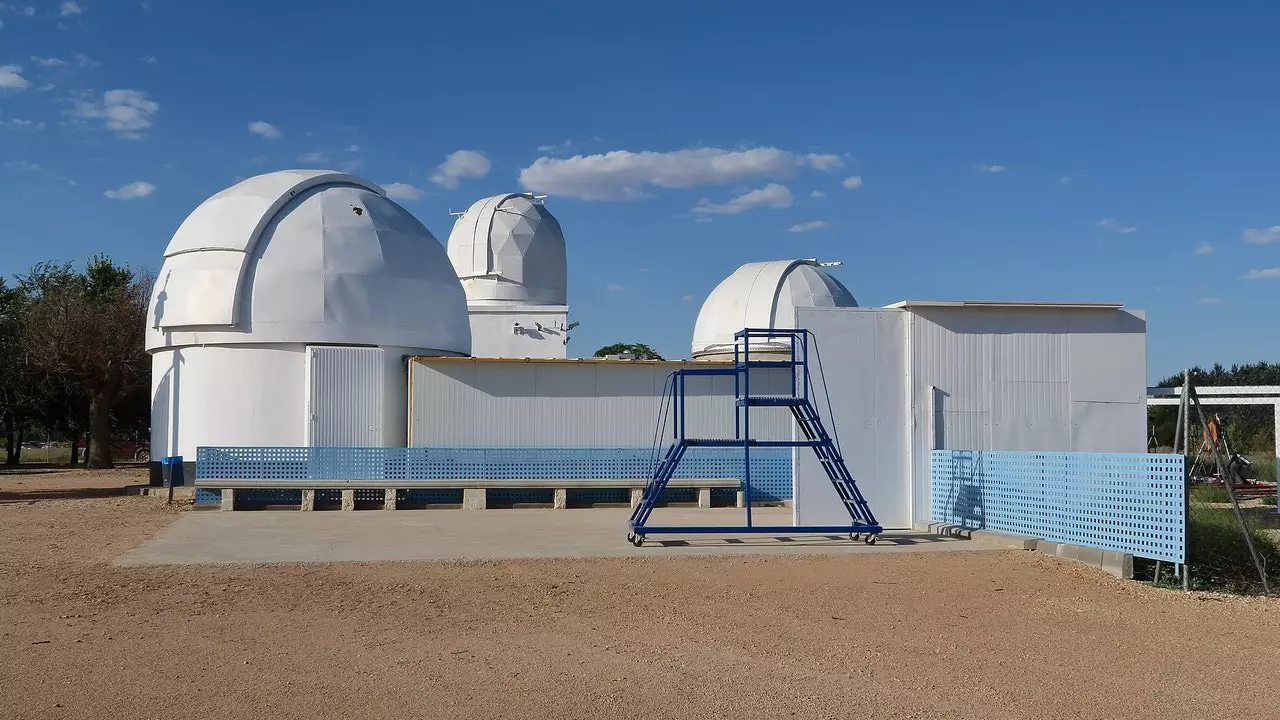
<box><xmin>196</xmin><ymin>446</ymin><xmax>794</xmax><ymax>501</ymax></box>
<box><xmin>931</xmin><ymin>450</ymin><xmax>1185</xmax><ymax>563</ymax></box>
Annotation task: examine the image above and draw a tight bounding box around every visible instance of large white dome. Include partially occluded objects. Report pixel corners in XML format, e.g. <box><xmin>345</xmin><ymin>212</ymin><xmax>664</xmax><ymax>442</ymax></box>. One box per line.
<box><xmin>691</xmin><ymin>259</ymin><xmax>857</xmax><ymax>359</ymax></box>
<box><xmin>446</xmin><ymin>193</ymin><xmax>567</xmax><ymax>306</ymax></box>
<box><xmin>145</xmin><ymin>169</ymin><xmax>470</xmax><ymax>355</ymax></box>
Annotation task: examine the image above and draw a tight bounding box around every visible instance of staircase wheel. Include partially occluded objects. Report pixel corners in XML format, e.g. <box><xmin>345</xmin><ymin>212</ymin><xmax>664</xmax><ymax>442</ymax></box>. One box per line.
<box><xmin>626</xmin><ymin>533</ymin><xmax>635</xmax><ymax>545</ymax></box>
<box><xmin>864</xmin><ymin>534</ymin><xmax>878</xmax><ymax>546</ymax></box>
<box><xmin>633</xmin><ymin>534</ymin><xmax>645</xmax><ymax>547</ymax></box>
<box><xmin>849</xmin><ymin>532</ymin><xmax>861</xmax><ymax>542</ymax></box>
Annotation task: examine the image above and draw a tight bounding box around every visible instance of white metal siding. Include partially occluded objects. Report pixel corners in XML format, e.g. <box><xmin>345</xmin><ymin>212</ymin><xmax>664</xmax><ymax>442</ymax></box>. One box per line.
<box><xmin>408</xmin><ymin>360</ymin><xmax>791</xmax><ymax>448</ymax></box>
<box><xmin>306</xmin><ymin>346</ymin><xmax>384</xmax><ymax>446</ymax></box>
<box><xmin>795</xmin><ymin>308</ymin><xmax>911</xmax><ymax>529</ymax></box>
<box><xmin>906</xmin><ymin>306</ymin><xmax>1147</xmax><ymax>523</ymax></box>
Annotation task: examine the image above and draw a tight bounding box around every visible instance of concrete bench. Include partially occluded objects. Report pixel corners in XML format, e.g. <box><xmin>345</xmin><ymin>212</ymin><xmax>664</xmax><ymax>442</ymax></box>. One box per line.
<box><xmin>194</xmin><ymin>478</ymin><xmax>745</xmax><ymax>512</ymax></box>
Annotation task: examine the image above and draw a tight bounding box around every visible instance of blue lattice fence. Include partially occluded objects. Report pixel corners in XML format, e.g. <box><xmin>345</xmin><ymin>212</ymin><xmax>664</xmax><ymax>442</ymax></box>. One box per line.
<box><xmin>931</xmin><ymin>450</ymin><xmax>1185</xmax><ymax>563</ymax></box>
<box><xmin>195</xmin><ymin>446</ymin><xmax>793</xmax><ymax>503</ymax></box>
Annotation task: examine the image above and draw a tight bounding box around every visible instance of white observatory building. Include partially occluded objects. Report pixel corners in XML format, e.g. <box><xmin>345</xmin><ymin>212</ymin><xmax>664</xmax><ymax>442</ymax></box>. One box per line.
<box><xmin>146</xmin><ymin>170</ymin><xmax>471</xmax><ymax>472</ymax></box>
<box><xmin>691</xmin><ymin>259</ymin><xmax>858</xmax><ymax>361</ymax></box>
<box><xmin>446</xmin><ymin>193</ymin><xmax>571</xmax><ymax>358</ymax></box>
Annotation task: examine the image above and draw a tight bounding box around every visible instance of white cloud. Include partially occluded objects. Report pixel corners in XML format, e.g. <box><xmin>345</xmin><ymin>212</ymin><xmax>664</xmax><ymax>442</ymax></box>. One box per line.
<box><xmin>72</xmin><ymin>89</ymin><xmax>159</xmax><ymax>138</ymax></box>
<box><xmin>693</xmin><ymin>216</ymin><xmax>713</xmax><ymax>224</ymax></box>
<box><xmin>33</xmin><ymin>54</ymin><xmax>97</xmax><ymax>68</ymax></box>
<box><xmin>60</xmin><ymin>1</ymin><xmax>81</xmax><ymax>16</ymax></box>
<box><xmin>103</xmin><ymin>180</ymin><xmax>155</xmax><ymax>200</ymax></box>
<box><xmin>382</xmin><ymin>182</ymin><xmax>424</xmax><ymax>201</ymax></box>
<box><xmin>974</xmin><ymin>164</ymin><xmax>1006</xmax><ymax>173</ymax></box>
<box><xmin>247</xmin><ymin>120</ymin><xmax>280</xmax><ymax>139</ymax></box>
<box><xmin>297</xmin><ymin>151</ymin><xmax>328</xmax><ymax>163</ymax></box>
<box><xmin>32</xmin><ymin>56</ymin><xmax>67</xmax><ymax>67</ymax></box>
<box><xmin>4</xmin><ymin>160</ymin><xmax>40</xmax><ymax>171</ymax></box>
<box><xmin>518</xmin><ymin>146</ymin><xmax>807</xmax><ymax>200</ymax></box>
<box><xmin>681</xmin><ymin>294</ymin><xmax>695</xmax><ymax>302</ymax></box>
<box><xmin>0</xmin><ymin>65</ymin><xmax>29</xmax><ymax>90</ymax></box>
<box><xmin>338</xmin><ymin>158</ymin><xmax>363</xmax><ymax>173</ymax></box>
<box><xmin>1059</xmin><ymin>176</ymin><xmax>1071</xmax><ymax>185</ymax></box>
<box><xmin>345</xmin><ymin>144</ymin><xmax>359</xmax><ymax>152</ymax></box>
<box><xmin>805</xmin><ymin>153</ymin><xmax>843</xmax><ymax>171</ymax></box>
<box><xmin>1097</xmin><ymin>218</ymin><xmax>1137</xmax><ymax>234</ymax></box>
<box><xmin>788</xmin><ymin>220</ymin><xmax>829</xmax><ymax>233</ymax></box>
<box><xmin>1197</xmin><ymin>297</ymin><xmax>1224</xmax><ymax>306</ymax></box>
<box><xmin>1195</xmin><ymin>242</ymin><xmax>1214</xmax><ymax>256</ymax></box>
<box><xmin>810</xmin><ymin>190</ymin><xmax>826</xmax><ymax>199</ymax></box>
<box><xmin>141</xmin><ymin>55</ymin><xmax>157</xmax><ymax>64</ymax></box>
<box><xmin>606</xmin><ymin>283</ymin><xmax>624</xmax><ymax>291</ymax></box>
<box><xmin>1242</xmin><ymin>267</ymin><xmax>1280</xmax><ymax>280</ymax></box>
<box><xmin>841</xmin><ymin>175</ymin><xmax>863</xmax><ymax>190</ymax></box>
<box><xmin>691</xmin><ymin>183</ymin><xmax>792</xmax><ymax>215</ymax></box>
<box><xmin>21</xmin><ymin>6</ymin><xmax>35</xmax><ymax>16</ymax></box>
<box><xmin>35</xmin><ymin>82</ymin><xmax>53</xmax><ymax>91</ymax></box>
<box><xmin>0</xmin><ymin>118</ymin><xmax>43</xmax><ymax>130</ymax></box>
<box><xmin>430</xmin><ymin>149</ymin><xmax>491</xmax><ymax>188</ymax></box>
<box><xmin>537</xmin><ymin>139</ymin><xmax>573</xmax><ymax>153</ymax></box>
<box><xmin>1243</xmin><ymin>226</ymin><xmax>1280</xmax><ymax>245</ymax></box>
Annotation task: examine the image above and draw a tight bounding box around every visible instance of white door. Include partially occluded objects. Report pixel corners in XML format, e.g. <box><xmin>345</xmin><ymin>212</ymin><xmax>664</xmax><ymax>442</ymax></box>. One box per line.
<box><xmin>305</xmin><ymin>346</ymin><xmax>384</xmax><ymax>446</ymax></box>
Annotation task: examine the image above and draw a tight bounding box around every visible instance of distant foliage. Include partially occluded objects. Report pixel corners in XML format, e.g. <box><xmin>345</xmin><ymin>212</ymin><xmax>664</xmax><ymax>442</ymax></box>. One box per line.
<box><xmin>1149</xmin><ymin>362</ymin><xmax>1280</xmax><ymax>455</ymax></box>
<box><xmin>1</xmin><ymin>257</ymin><xmax>151</xmax><ymax>468</ymax></box>
<box><xmin>593</xmin><ymin>343</ymin><xmax>664</xmax><ymax>360</ymax></box>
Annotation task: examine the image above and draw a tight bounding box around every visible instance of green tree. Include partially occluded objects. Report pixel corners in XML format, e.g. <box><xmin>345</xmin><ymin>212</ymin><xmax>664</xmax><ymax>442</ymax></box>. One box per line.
<box><xmin>1149</xmin><ymin>362</ymin><xmax>1280</xmax><ymax>453</ymax></box>
<box><xmin>594</xmin><ymin>342</ymin><xmax>664</xmax><ymax>360</ymax></box>
<box><xmin>21</xmin><ymin>257</ymin><xmax>150</xmax><ymax>468</ymax></box>
<box><xmin>0</xmin><ymin>278</ymin><xmax>34</xmax><ymax>464</ymax></box>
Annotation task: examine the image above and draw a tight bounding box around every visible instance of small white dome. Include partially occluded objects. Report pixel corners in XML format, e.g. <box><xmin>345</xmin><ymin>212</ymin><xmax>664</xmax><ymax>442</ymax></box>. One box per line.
<box><xmin>692</xmin><ymin>260</ymin><xmax>857</xmax><ymax>359</ymax></box>
<box><xmin>146</xmin><ymin>169</ymin><xmax>470</xmax><ymax>355</ymax></box>
<box><xmin>446</xmin><ymin>193</ymin><xmax>567</xmax><ymax>305</ymax></box>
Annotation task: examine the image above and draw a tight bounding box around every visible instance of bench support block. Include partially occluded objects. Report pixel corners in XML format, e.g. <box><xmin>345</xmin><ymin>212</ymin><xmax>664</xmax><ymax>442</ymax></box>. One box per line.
<box><xmin>341</xmin><ymin>489</ymin><xmax>356</xmax><ymax>511</ymax></box>
<box><xmin>629</xmin><ymin>488</ymin><xmax>644</xmax><ymax>509</ymax></box>
<box><xmin>697</xmin><ymin>487</ymin><xmax>711</xmax><ymax>509</ymax></box>
<box><xmin>220</xmin><ymin>488</ymin><xmax>235</xmax><ymax>512</ymax></box>
<box><xmin>383</xmin><ymin>488</ymin><xmax>397</xmax><ymax>511</ymax></box>
<box><xmin>553</xmin><ymin>488</ymin><xmax>567</xmax><ymax>509</ymax></box>
<box><xmin>300</xmin><ymin>489</ymin><xmax>315</xmax><ymax>511</ymax></box>
<box><xmin>463</xmin><ymin>488</ymin><xmax>487</xmax><ymax>510</ymax></box>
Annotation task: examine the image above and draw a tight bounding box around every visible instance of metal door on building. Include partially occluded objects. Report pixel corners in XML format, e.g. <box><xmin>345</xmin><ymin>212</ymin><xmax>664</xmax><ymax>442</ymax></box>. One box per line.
<box><xmin>305</xmin><ymin>346</ymin><xmax>384</xmax><ymax>446</ymax></box>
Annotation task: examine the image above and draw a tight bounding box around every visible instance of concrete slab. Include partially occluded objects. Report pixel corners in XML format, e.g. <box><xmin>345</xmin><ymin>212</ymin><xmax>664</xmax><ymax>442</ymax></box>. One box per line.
<box><xmin>115</xmin><ymin>507</ymin><xmax>976</xmax><ymax>567</ymax></box>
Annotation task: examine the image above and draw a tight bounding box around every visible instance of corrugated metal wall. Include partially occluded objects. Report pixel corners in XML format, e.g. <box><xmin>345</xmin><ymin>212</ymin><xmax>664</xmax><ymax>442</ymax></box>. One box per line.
<box><xmin>906</xmin><ymin>306</ymin><xmax>1148</xmax><ymax>522</ymax></box>
<box><xmin>306</xmin><ymin>346</ymin><xmax>385</xmax><ymax>446</ymax></box>
<box><xmin>409</xmin><ymin>359</ymin><xmax>792</xmax><ymax>448</ymax></box>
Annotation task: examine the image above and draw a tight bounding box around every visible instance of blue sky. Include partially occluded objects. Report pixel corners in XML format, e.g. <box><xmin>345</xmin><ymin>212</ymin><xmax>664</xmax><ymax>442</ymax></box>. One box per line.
<box><xmin>1</xmin><ymin>0</ymin><xmax>1277</xmax><ymax>381</ymax></box>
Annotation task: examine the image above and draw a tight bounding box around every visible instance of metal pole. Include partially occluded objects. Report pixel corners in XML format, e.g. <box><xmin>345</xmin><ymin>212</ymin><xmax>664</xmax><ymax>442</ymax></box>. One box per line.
<box><xmin>1189</xmin><ymin>384</ymin><xmax>1269</xmax><ymax>595</ymax></box>
<box><xmin>1181</xmin><ymin>370</ymin><xmax>1191</xmax><ymax>592</ymax></box>
<box><xmin>744</xmin><ymin>333</ymin><xmax>753</xmax><ymax>528</ymax></box>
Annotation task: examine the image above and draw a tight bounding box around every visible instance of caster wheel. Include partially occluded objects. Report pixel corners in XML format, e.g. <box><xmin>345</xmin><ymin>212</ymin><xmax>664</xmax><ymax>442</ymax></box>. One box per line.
<box><xmin>864</xmin><ymin>534</ymin><xmax>878</xmax><ymax>546</ymax></box>
<box><xmin>626</xmin><ymin>533</ymin><xmax>635</xmax><ymax>545</ymax></box>
<box><xmin>634</xmin><ymin>535</ymin><xmax>645</xmax><ymax>547</ymax></box>
<box><xmin>849</xmin><ymin>533</ymin><xmax>861</xmax><ymax>542</ymax></box>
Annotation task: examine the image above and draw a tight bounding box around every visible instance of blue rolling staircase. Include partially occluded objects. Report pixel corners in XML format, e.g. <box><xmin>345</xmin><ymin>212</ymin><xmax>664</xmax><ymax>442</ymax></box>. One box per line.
<box><xmin>626</xmin><ymin>328</ymin><xmax>883</xmax><ymax>546</ymax></box>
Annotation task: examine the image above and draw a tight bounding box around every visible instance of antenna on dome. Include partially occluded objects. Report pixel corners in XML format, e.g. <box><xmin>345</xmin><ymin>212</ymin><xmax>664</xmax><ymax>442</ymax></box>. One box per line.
<box><xmin>448</xmin><ymin>209</ymin><xmax>466</xmax><ymax>216</ymax></box>
<box><xmin>818</xmin><ymin>260</ymin><xmax>843</xmax><ymax>267</ymax></box>
<box><xmin>526</xmin><ymin>193</ymin><xmax>548</xmax><ymax>205</ymax></box>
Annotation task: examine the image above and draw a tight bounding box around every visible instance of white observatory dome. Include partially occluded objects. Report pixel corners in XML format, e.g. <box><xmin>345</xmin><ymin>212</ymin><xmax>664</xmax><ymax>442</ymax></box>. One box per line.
<box><xmin>146</xmin><ymin>170</ymin><xmax>471</xmax><ymax>468</ymax></box>
<box><xmin>446</xmin><ymin>193</ymin><xmax>567</xmax><ymax>305</ymax></box>
<box><xmin>691</xmin><ymin>259</ymin><xmax>857</xmax><ymax>360</ymax></box>
<box><xmin>145</xmin><ymin>169</ymin><xmax>470</xmax><ymax>353</ymax></box>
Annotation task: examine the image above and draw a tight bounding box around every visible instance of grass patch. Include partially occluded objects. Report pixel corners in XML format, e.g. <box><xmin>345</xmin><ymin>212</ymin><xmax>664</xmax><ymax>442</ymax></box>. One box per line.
<box><xmin>1187</xmin><ymin>507</ymin><xmax>1280</xmax><ymax>594</ymax></box>
<box><xmin>1190</xmin><ymin>483</ymin><xmax>1231</xmax><ymax>503</ymax></box>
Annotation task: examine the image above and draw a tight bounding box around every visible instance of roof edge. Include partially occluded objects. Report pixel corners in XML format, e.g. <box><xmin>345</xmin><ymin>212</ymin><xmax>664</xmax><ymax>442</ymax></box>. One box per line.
<box><xmin>882</xmin><ymin>300</ymin><xmax>1125</xmax><ymax>310</ymax></box>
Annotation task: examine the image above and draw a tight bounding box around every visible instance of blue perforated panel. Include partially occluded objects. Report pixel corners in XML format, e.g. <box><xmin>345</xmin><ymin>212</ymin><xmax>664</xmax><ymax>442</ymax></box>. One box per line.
<box><xmin>931</xmin><ymin>450</ymin><xmax>1185</xmax><ymax>563</ymax></box>
<box><xmin>196</xmin><ymin>446</ymin><xmax>794</xmax><ymax>501</ymax></box>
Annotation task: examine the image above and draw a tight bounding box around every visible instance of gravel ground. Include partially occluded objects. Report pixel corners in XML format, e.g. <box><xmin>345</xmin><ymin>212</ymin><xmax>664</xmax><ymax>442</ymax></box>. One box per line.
<box><xmin>2</xmin><ymin>469</ymin><xmax>1279</xmax><ymax>720</ymax></box>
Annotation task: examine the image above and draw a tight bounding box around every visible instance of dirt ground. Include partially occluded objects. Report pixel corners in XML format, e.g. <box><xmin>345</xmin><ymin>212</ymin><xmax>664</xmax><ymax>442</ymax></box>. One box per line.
<box><xmin>2</xmin><ymin>469</ymin><xmax>1279</xmax><ymax>720</ymax></box>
